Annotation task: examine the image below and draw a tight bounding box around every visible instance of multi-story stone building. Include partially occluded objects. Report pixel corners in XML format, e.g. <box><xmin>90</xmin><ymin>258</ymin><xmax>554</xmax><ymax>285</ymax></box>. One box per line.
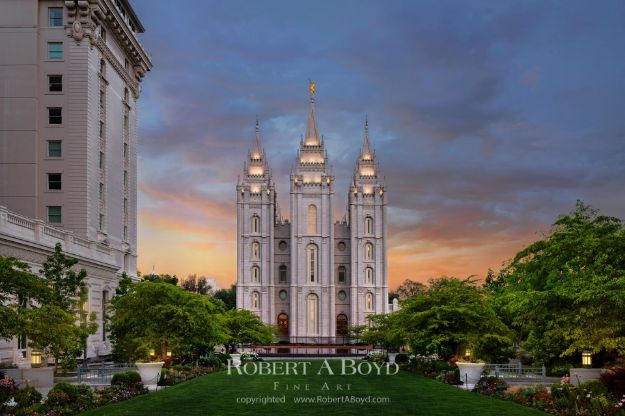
<box><xmin>236</xmin><ymin>83</ymin><xmax>388</xmax><ymax>342</ymax></box>
<box><xmin>0</xmin><ymin>0</ymin><xmax>151</xmax><ymax>364</ymax></box>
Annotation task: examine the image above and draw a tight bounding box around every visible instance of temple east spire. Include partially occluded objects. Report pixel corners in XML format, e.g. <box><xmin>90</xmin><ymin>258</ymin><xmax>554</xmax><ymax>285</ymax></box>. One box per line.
<box><xmin>304</xmin><ymin>80</ymin><xmax>320</xmax><ymax>145</ymax></box>
<box><xmin>361</xmin><ymin>117</ymin><xmax>373</xmax><ymax>161</ymax></box>
<box><xmin>251</xmin><ymin>117</ymin><xmax>262</xmax><ymax>160</ymax></box>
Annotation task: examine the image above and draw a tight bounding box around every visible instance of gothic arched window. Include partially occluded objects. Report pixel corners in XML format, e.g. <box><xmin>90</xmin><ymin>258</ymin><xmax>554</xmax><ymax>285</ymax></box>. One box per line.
<box><xmin>365</xmin><ymin>216</ymin><xmax>373</xmax><ymax>235</ymax></box>
<box><xmin>337</xmin><ymin>266</ymin><xmax>346</xmax><ymax>284</ymax></box>
<box><xmin>277</xmin><ymin>313</ymin><xmax>289</xmax><ymax>335</ymax></box>
<box><xmin>307</xmin><ymin>205</ymin><xmax>317</xmax><ymax>234</ymax></box>
<box><xmin>251</xmin><ymin>241</ymin><xmax>260</xmax><ymax>260</ymax></box>
<box><xmin>365</xmin><ymin>242</ymin><xmax>374</xmax><ymax>261</ymax></box>
<box><xmin>365</xmin><ymin>292</ymin><xmax>374</xmax><ymax>310</ymax></box>
<box><xmin>307</xmin><ymin>293</ymin><xmax>318</xmax><ymax>334</ymax></box>
<box><xmin>251</xmin><ymin>291</ymin><xmax>260</xmax><ymax>309</ymax></box>
<box><xmin>251</xmin><ymin>215</ymin><xmax>260</xmax><ymax>234</ymax></box>
<box><xmin>251</xmin><ymin>265</ymin><xmax>260</xmax><ymax>283</ymax></box>
<box><xmin>279</xmin><ymin>265</ymin><xmax>287</xmax><ymax>283</ymax></box>
<box><xmin>336</xmin><ymin>314</ymin><xmax>348</xmax><ymax>336</ymax></box>
<box><xmin>365</xmin><ymin>267</ymin><xmax>374</xmax><ymax>284</ymax></box>
<box><xmin>307</xmin><ymin>244</ymin><xmax>318</xmax><ymax>282</ymax></box>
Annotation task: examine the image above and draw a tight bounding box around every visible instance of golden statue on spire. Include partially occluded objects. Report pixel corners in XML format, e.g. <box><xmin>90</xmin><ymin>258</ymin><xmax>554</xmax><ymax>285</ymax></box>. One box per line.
<box><xmin>309</xmin><ymin>79</ymin><xmax>315</xmax><ymax>96</ymax></box>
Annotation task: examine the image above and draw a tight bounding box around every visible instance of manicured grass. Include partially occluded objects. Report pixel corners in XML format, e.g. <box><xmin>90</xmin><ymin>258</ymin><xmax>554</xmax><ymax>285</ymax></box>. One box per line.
<box><xmin>81</xmin><ymin>360</ymin><xmax>545</xmax><ymax>416</ymax></box>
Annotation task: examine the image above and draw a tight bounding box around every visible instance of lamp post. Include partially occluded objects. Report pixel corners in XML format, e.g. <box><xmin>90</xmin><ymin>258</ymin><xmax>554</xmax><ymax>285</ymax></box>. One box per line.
<box><xmin>582</xmin><ymin>351</ymin><xmax>592</xmax><ymax>368</ymax></box>
<box><xmin>465</xmin><ymin>349</ymin><xmax>472</xmax><ymax>360</ymax></box>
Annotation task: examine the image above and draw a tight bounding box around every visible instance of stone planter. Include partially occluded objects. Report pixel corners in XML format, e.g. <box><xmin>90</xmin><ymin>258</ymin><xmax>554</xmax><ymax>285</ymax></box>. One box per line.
<box><xmin>457</xmin><ymin>362</ymin><xmax>485</xmax><ymax>385</ymax></box>
<box><xmin>569</xmin><ymin>368</ymin><xmax>605</xmax><ymax>384</ymax></box>
<box><xmin>388</xmin><ymin>353</ymin><xmax>397</xmax><ymax>364</ymax></box>
<box><xmin>4</xmin><ymin>367</ymin><xmax>54</xmax><ymax>389</ymax></box>
<box><xmin>230</xmin><ymin>354</ymin><xmax>242</xmax><ymax>368</ymax></box>
<box><xmin>136</xmin><ymin>362</ymin><xmax>164</xmax><ymax>389</ymax></box>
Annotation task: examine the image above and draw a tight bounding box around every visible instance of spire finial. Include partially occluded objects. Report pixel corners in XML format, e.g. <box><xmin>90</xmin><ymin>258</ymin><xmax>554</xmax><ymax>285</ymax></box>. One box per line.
<box><xmin>362</xmin><ymin>117</ymin><xmax>372</xmax><ymax>161</ymax></box>
<box><xmin>305</xmin><ymin>80</ymin><xmax>320</xmax><ymax>144</ymax></box>
<box><xmin>252</xmin><ymin>118</ymin><xmax>262</xmax><ymax>159</ymax></box>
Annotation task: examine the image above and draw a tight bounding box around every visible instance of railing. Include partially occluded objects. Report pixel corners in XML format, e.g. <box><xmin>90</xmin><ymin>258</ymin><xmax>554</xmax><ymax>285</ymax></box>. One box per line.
<box><xmin>77</xmin><ymin>366</ymin><xmax>136</xmax><ymax>385</ymax></box>
<box><xmin>483</xmin><ymin>364</ymin><xmax>546</xmax><ymax>382</ymax></box>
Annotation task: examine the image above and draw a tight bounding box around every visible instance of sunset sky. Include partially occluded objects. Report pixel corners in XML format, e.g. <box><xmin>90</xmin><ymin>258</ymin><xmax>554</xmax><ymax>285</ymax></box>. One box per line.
<box><xmin>131</xmin><ymin>0</ymin><xmax>625</xmax><ymax>290</ymax></box>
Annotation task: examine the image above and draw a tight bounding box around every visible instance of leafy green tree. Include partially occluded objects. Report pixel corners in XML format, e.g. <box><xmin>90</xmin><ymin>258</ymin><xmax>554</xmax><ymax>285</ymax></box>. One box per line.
<box><xmin>109</xmin><ymin>281</ymin><xmax>227</xmax><ymax>362</ymax></box>
<box><xmin>115</xmin><ymin>272</ymin><xmax>133</xmax><ymax>298</ymax></box>
<box><xmin>142</xmin><ymin>273</ymin><xmax>178</xmax><ymax>285</ymax></box>
<box><xmin>181</xmin><ymin>274</ymin><xmax>212</xmax><ymax>295</ymax></box>
<box><xmin>222</xmin><ymin>309</ymin><xmax>274</xmax><ymax>353</ymax></box>
<box><xmin>495</xmin><ymin>202</ymin><xmax>625</xmax><ymax>366</ymax></box>
<box><xmin>213</xmin><ymin>284</ymin><xmax>236</xmax><ymax>310</ymax></box>
<box><xmin>395</xmin><ymin>277</ymin><xmax>512</xmax><ymax>360</ymax></box>
<box><xmin>362</xmin><ymin>314</ymin><xmax>404</xmax><ymax>352</ymax></box>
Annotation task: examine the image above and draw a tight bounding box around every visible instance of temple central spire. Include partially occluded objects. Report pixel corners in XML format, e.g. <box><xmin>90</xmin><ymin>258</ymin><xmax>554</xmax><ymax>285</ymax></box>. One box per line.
<box><xmin>304</xmin><ymin>80</ymin><xmax>320</xmax><ymax>145</ymax></box>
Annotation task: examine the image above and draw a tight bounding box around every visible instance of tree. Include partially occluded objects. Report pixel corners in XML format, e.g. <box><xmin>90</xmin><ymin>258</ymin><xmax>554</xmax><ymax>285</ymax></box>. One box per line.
<box><xmin>115</xmin><ymin>272</ymin><xmax>133</xmax><ymax>298</ymax></box>
<box><xmin>394</xmin><ymin>277</ymin><xmax>512</xmax><ymax>360</ymax></box>
<box><xmin>213</xmin><ymin>284</ymin><xmax>236</xmax><ymax>310</ymax></box>
<box><xmin>395</xmin><ymin>279</ymin><xmax>426</xmax><ymax>301</ymax></box>
<box><xmin>181</xmin><ymin>274</ymin><xmax>212</xmax><ymax>295</ymax></box>
<box><xmin>28</xmin><ymin>243</ymin><xmax>97</xmax><ymax>370</ymax></box>
<box><xmin>222</xmin><ymin>309</ymin><xmax>274</xmax><ymax>353</ymax></box>
<box><xmin>142</xmin><ymin>273</ymin><xmax>178</xmax><ymax>285</ymax></box>
<box><xmin>109</xmin><ymin>281</ymin><xmax>226</xmax><ymax>362</ymax></box>
<box><xmin>494</xmin><ymin>202</ymin><xmax>625</xmax><ymax>366</ymax></box>
<box><xmin>361</xmin><ymin>314</ymin><xmax>404</xmax><ymax>352</ymax></box>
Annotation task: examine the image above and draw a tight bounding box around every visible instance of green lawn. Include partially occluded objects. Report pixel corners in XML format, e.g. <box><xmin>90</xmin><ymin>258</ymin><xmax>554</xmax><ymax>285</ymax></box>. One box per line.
<box><xmin>81</xmin><ymin>360</ymin><xmax>544</xmax><ymax>416</ymax></box>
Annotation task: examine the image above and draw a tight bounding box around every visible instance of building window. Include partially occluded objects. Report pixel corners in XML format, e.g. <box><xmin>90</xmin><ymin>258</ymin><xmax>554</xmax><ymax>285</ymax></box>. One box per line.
<box><xmin>307</xmin><ymin>244</ymin><xmax>317</xmax><ymax>283</ymax></box>
<box><xmin>47</xmin><ymin>140</ymin><xmax>62</xmax><ymax>157</ymax></box>
<box><xmin>251</xmin><ymin>291</ymin><xmax>260</xmax><ymax>309</ymax></box>
<box><xmin>99</xmin><ymin>214</ymin><xmax>105</xmax><ymax>230</ymax></box>
<box><xmin>277</xmin><ymin>313</ymin><xmax>288</xmax><ymax>335</ymax></box>
<box><xmin>102</xmin><ymin>290</ymin><xmax>108</xmax><ymax>341</ymax></box>
<box><xmin>307</xmin><ymin>293</ymin><xmax>318</xmax><ymax>334</ymax></box>
<box><xmin>47</xmin><ymin>206</ymin><xmax>61</xmax><ymax>223</ymax></box>
<box><xmin>123</xmin><ymin>198</ymin><xmax>128</xmax><ymax>215</ymax></box>
<box><xmin>366</xmin><ymin>292</ymin><xmax>374</xmax><ymax>310</ymax></box>
<box><xmin>48</xmin><ymin>7</ymin><xmax>63</xmax><ymax>26</ymax></box>
<box><xmin>365</xmin><ymin>242</ymin><xmax>374</xmax><ymax>261</ymax></box>
<box><xmin>124</xmin><ymin>58</ymin><xmax>129</xmax><ymax>70</ymax></box>
<box><xmin>251</xmin><ymin>215</ymin><xmax>260</xmax><ymax>233</ymax></box>
<box><xmin>123</xmin><ymin>114</ymin><xmax>129</xmax><ymax>131</ymax></box>
<box><xmin>100</xmin><ymin>89</ymin><xmax>105</xmax><ymax>107</ymax></box>
<box><xmin>337</xmin><ymin>290</ymin><xmax>347</xmax><ymax>301</ymax></box>
<box><xmin>338</xmin><ymin>266</ymin><xmax>346</xmax><ymax>284</ymax></box>
<box><xmin>251</xmin><ymin>265</ymin><xmax>260</xmax><ymax>283</ymax></box>
<box><xmin>99</xmin><ymin>120</ymin><xmax>104</xmax><ymax>137</ymax></box>
<box><xmin>99</xmin><ymin>59</ymin><xmax>106</xmax><ymax>74</ymax></box>
<box><xmin>365</xmin><ymin>267</ymin><xmax>374</xmax><ymax>284</ymax></box>
<box><xmin>48</xmin><ymin>42</ymin><xmax>62</xmax><ymax>59</ymax></box>
<box><xmin>123</xmin><ymin>170</ymin><xmax>128</xmax><ymax>188</ymax></box>
<box><xmin>99</xmin><ymin>151</ymin><xmax>104</xmax><ymax>169</ymax></box>
<box><xmin>251</xmin><ymin>241</ymin><xmax>260</xmax><ymax>260</ymax></box>
<box><xmin>365</xmin><ymin>216</ymin><xmax>373</xmax><ymax>235</ymax></box>
<box><xmin>124</xmin><ymin>88</ymin><xmax>129</xmax><ymax>102</ymax></box>
<box><xmin>48</xmin><ymin>107</ymin><xmax>62</xmax><ymax>124</ymax></box>
<box><xmin>123</xmin><ymin>226</ymin><xmax>128</xmax><ymax>241</ymax></box>
<box><xmin>279</xmin><ymin>289</ymin><xmax>288</xmax><ymax>301</ymax></box>
<box><xmin>278</xmin><ymin>240</ymin><xmax>287</xmax><ymax>251</ymax></box>
<box><xmin>47</xmin><ymin>173</ymin><xmax>62</xmax><ymax>190</ymax></box>
<box><xmin>99</xmin><ymin>182</ymin><xmax>104</xmax><ymax>200</ymax></box>
<box><xmin>307</xmin><ymin>204</ymin><xmax>317</xmax><ymax>234</ymax></box>
<box><xmin>123</xmin><ymin>143</ymin><xmax>128</xmax><ymax>158</ymax></box>
<box><xmin>279</xmin><ymin>265</ymin><xmax>287</xmax><ymax>283</ymax></box>
<box><xmin>100</xmin><ymin>27</ymin><xmax>106</xmax><ymax>42</ymax></box>
<box><xmin>48</xmin><ymin>75</ymin><xmax>62</xmax><ymax>92</ymax></box>
<box><xmin>336</xmin><ymin>314</ymin><xmax>348</xmax><ymax>336</ymax></box>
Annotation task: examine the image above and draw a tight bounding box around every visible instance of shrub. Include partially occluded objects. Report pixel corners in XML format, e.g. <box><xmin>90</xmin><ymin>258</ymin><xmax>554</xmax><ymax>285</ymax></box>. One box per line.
<box><xmin>579</xmin><ymin>380</ymin><xmax>609</xmax><ymax>397</ymax></box>
<box><xmin>199</xmin><ymin>355</ymin><xmax>222</xmax><ymax>368</ymax></box>
<box><xmin>436</xmin><ymin>369</ymin><xmax>462</xmax><ymax>385</ymax></box>
<box><xmin>111</xmin><ymin>371</ymin><xmax>142</xmax><ymax>389</ymax></box>
<box><xmin>473</xmin><ymin>376</ymin><xmax>508</xmax><ymax>397</ymax></box>
<box><xmin>216</xmin><ymin>352</ymin><xmax>231</xmax><ymax>364</ymax></box>
<box><xmin>394</xmin><ymin>353</ymin><xmax>409</xmax><ymax>364</ymax></box>
<box><xmin>46</xmin><ymin>382</ymin><xmax>95</xmax><ymax>415</ymax></box>
<box><xmin>364</xmin><ymin>351</ymin><xmax>386</xmax><ymax>364</ymax></box>
<box><xmin>403</xmin><ymin>356</ymin><xmax>452</xmax><ymax>377</ymax></box>
<box><xmin>172</xmin><ymin>364</ymin><xmax>192</xmax><ymax>371</ymax></box>
<box><xmin>547</xmin><ymin>363</ymin><xmax>570</xmax><ymax>377</ymax></box>
<box><xmin>14</xmin><ymin>384</ymin><xmax>43</xmax><ymax>407</ymax></box>
<box><xmin>600</xmin><ymin>366</ymin><xmax>625</xmax><ymax>399</ymax></box>
<box><xmin>0</xmin><ymin>376</ymin><xmax>17</xmax><ymax>406</ymax></box>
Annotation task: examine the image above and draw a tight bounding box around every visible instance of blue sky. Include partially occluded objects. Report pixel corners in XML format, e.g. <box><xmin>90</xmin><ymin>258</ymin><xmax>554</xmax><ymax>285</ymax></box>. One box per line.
<box><xmin>130</xmin><ymin>0</ymin><xmax>625</xmax><ymax>288</ymax></box>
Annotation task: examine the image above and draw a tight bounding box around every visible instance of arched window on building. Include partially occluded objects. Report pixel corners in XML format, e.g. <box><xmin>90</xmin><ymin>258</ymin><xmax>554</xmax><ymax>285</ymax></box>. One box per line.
<box><xmin>336</xmin><ymin>314</ymin><xmax>348</xmax><ymax>336</ymax></box>
<box><xmin>279</xmin><ymin>265</ymin><xmax>287</xmax><ymax>283</ymax></box>
<box><xmin>307</xmin><ymin>293</ymin><xmax>318</xmax><ymax>334</ymax></box>
<box><xmin>337</xmin><ymin>265</ymin><xmax>346</xmax><ymax>284</ymax></box>
<box><xmin>251</xmin><ymin>291</ymin><xmax>260</xmax><ymax>309</ymax></box>
<box><xmin>365</xmin><ymin>267</ymin><xmax>374</xmax><ymax>284</ymax></box>
<box><xmin>251</xmin><ymin>265</ymin><xmax>260</xmax><ymax>283</ymax></box>
<box><xmin>365</xmin><ymin>242</ymin><xmax>374</xmax><ymax>261</ymax></box>
<box><xmin>251</xmin><ymin>215</ymin><xmax>260</xmax><ymax>234</ymax></box>
<box><xmin>307</xmin><ymin>244</ymin><xmax>318</xmax><ymax>282</ymax></box>
<box><xmin>365</xmin><ymin>292</ymin><xmax>374</xmax><ymax>310</ymax></box>
<box><xmin>365</xmin><ymin>216</ymin><xmax>373</xmax><ymax>235</ymax></box>
<box><xmin>251</xmin><ymin>241</ymin><xmax>260</xmax><ymax>260</ymax></box>
<box><xmin>277</xmin><ymin>313</ymin><xmax>289</xmax><ymax>335</ymax></box>
<box><xmin>307</xmin><ymin>205</ymin><xmax>317</xmax><ymax>234</ymax></box>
